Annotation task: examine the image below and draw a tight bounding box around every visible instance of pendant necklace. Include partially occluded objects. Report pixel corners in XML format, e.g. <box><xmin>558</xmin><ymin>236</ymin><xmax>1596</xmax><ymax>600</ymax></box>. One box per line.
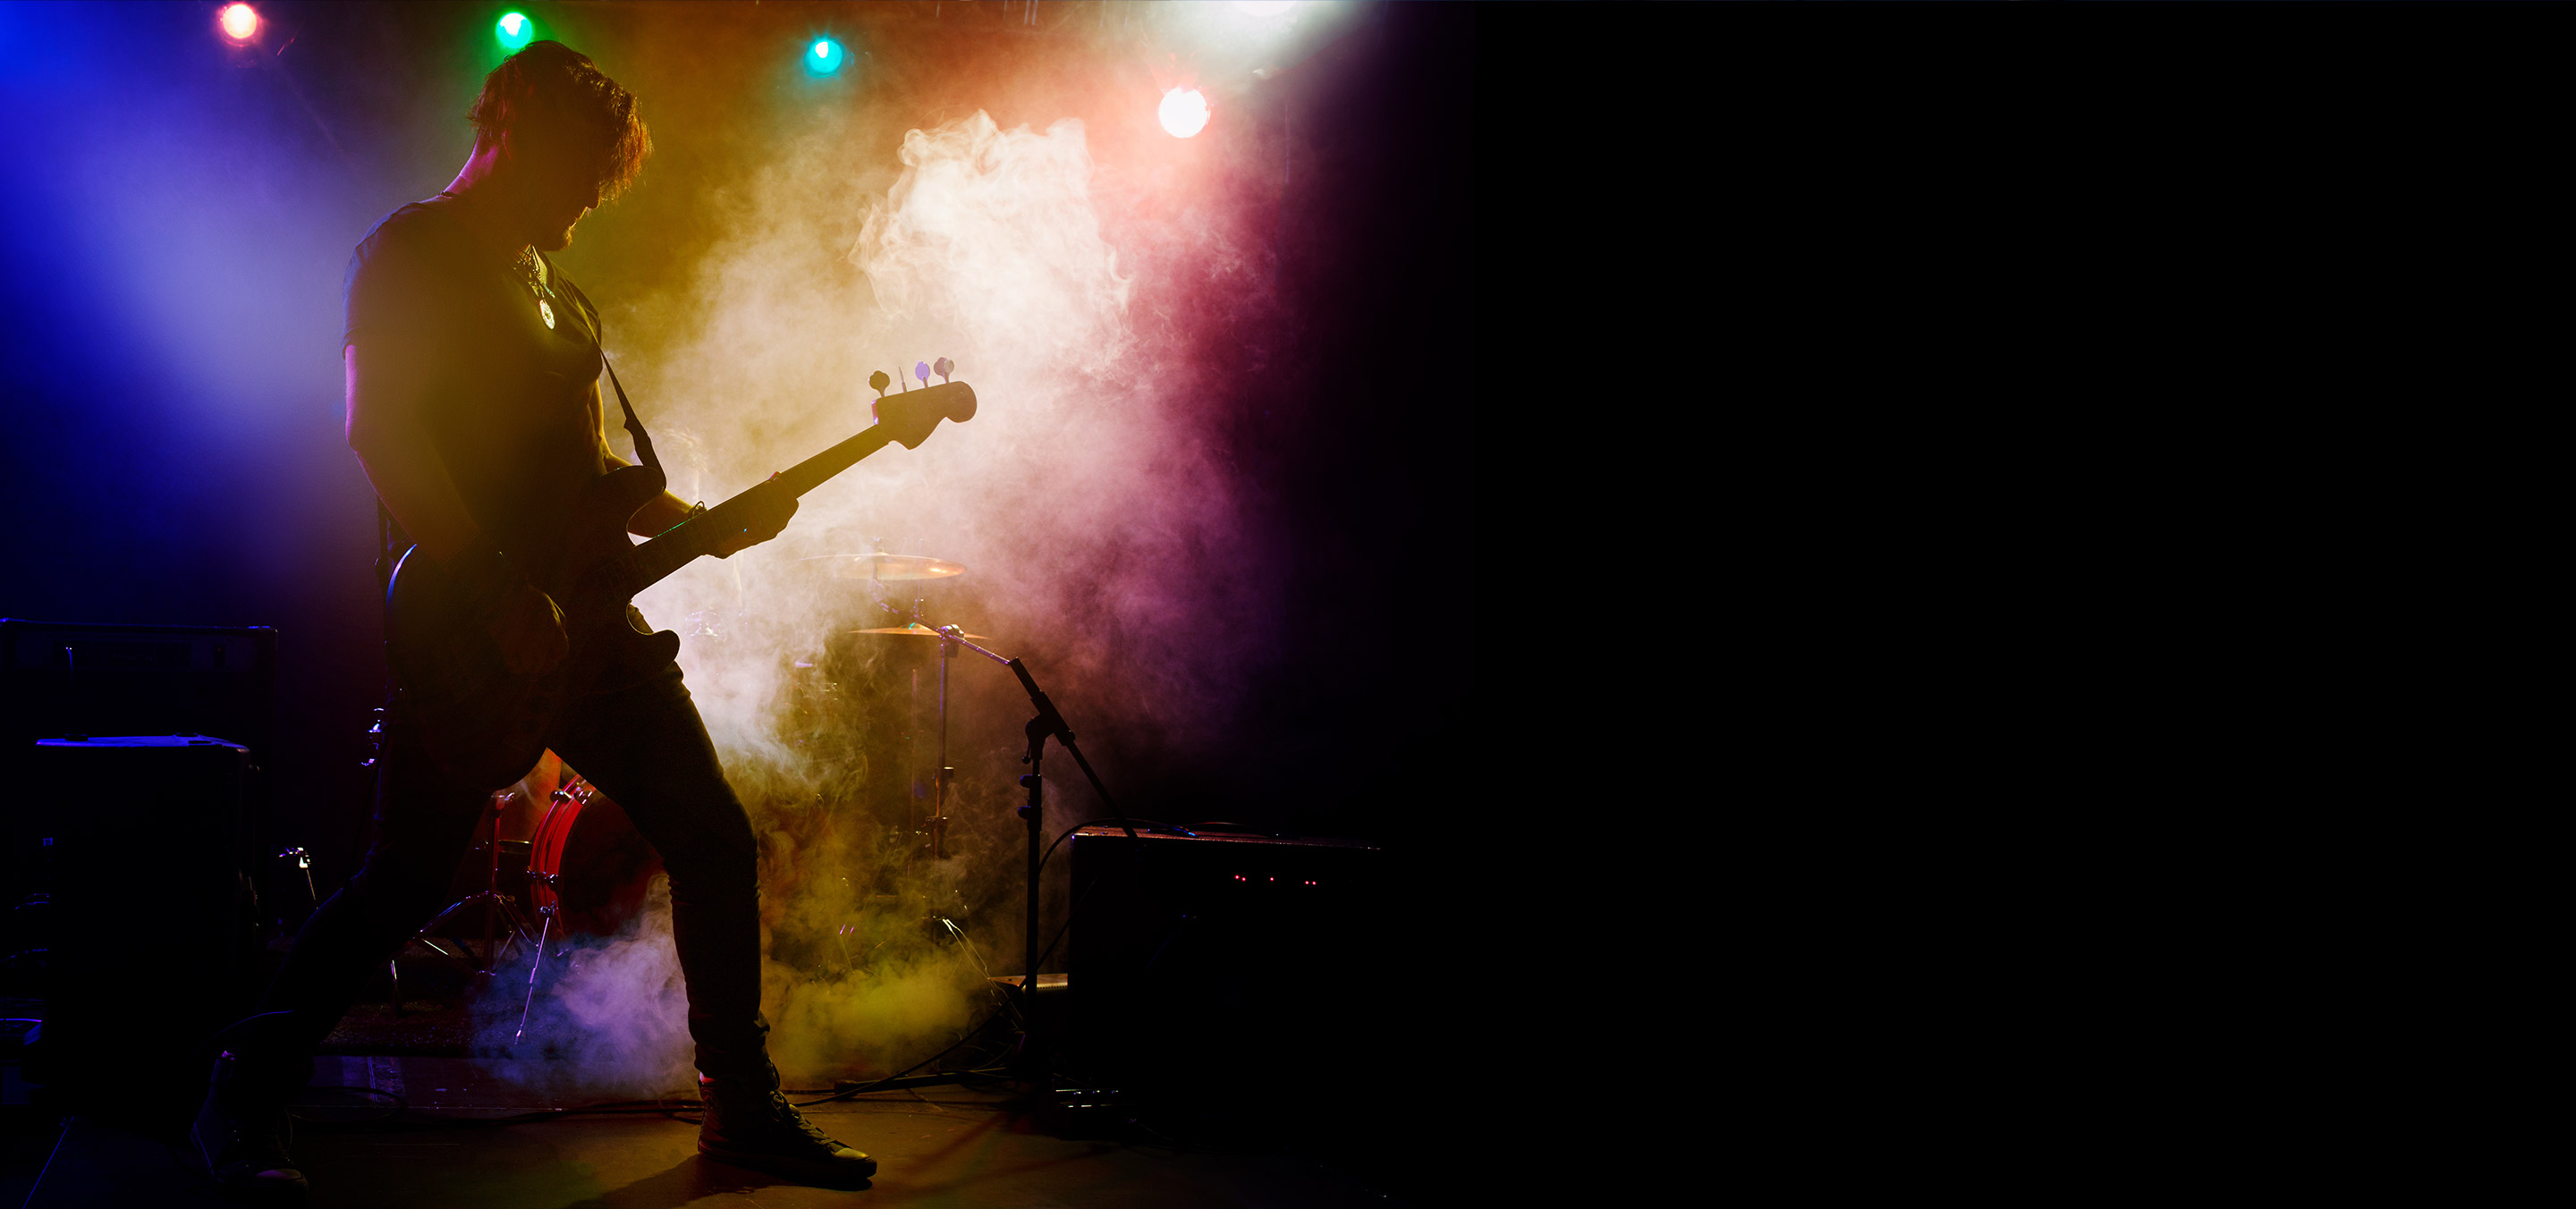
<box><xmin>440</xmin><ymin>191</ymin><xmax>557</xmax><ymax>330</ymax></box>
<box><xmin>513</xmin><ymin>248</ymin><xmax>556</xmax><ymax>330</ymax></box>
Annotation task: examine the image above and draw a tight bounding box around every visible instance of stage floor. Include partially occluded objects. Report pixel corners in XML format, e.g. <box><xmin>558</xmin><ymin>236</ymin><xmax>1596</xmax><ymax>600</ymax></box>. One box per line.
<box><xmin>10</xmin><ymin>1057</ymin><xmax>1406</xmax><ymax>1207</ymax></box>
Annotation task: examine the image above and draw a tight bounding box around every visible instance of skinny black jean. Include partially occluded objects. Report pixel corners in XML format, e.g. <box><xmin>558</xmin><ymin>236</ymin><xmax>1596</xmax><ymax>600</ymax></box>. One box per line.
<box><xmin>245</xmin><ymin>663</ymin><xmax>770</xmax><ymax>1083</ymax></box>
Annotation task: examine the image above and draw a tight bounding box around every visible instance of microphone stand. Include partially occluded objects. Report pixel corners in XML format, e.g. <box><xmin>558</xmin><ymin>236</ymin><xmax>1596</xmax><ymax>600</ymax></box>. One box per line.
<box><xmin>792</xmin><ymin>628</ymin><xmax>1128</xmax><ymax>1106</ymax></box>
<box><xmin>935</xmin><ymin>627</ymin><xmax>1133</xmax><ymax>1082</ymax></box>
<box><xmin>790</xmin><ymin>630</ymin><xmax>1140</xmax><ymax>1117</ymax></box>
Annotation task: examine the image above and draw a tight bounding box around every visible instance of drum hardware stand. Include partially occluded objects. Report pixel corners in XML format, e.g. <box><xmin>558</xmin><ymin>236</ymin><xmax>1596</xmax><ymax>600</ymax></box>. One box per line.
<box><xmin>279</xmin><ymin>846</ymin><xmax>317</xmax><ymax>904</ymax></box>
<box><xmin>273</xmin><ymin>846</ymin><xmax>318</xmax><ymax>934</ymax></box>
<box><xmin>398</xmin><ymin>790</ymin><xmax>541</xmax><ymax>1014</ymax></box>
<box><xmin>513</xmin><ymin>886</ymin><xmax>559</xmax><ymax>1043</ymax></box>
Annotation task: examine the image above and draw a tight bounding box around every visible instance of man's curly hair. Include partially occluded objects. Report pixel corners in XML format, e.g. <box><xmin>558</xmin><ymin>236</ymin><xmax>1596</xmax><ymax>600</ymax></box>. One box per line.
<box><xmin>468</xmin><ymin>41</ymin><xmax>650</xmax><ymax>199</ymax></box>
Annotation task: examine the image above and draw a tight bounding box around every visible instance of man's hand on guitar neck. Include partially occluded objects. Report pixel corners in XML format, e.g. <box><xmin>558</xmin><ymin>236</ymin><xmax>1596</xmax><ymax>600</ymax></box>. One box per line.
<box><xmin>699</xmin><ymin>475</ymin><xmax>798</xmax><ymax>559</ymax></box>
<box><xmin>623</xmin><ymin>467</ymin><xmax>796</xmax><ymax>559</ymax></box>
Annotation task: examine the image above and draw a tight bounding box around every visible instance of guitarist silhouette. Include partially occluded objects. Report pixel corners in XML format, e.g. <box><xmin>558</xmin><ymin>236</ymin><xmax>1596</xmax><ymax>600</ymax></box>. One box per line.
<box><xmin>192</xmin><ymin>42</ymin><xmax>884</xmax><ymax>1200</ymax></box>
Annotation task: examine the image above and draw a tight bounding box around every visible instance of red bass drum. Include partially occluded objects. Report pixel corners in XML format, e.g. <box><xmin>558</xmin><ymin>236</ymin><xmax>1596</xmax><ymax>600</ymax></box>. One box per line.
<box><xmin>526</xmin><ymin>771</ymin><xmax>665</xmax><ymax>938</ymax></box>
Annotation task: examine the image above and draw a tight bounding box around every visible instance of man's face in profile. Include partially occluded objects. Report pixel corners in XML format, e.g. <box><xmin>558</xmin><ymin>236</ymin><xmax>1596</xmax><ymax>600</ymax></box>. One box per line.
<box><xmin>508</xmin><ymin>123</ymin><xmax>612</xmax><ymax>251</ymax></box>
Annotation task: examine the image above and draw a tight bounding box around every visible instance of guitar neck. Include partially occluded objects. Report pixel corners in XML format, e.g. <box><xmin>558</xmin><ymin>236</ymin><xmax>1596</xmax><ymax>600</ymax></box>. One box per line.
<box><xmin>608</xmin><ymin>423</ymin><xmax>900</xmax><ymax>598</ymax></box>
<box><xmin>777</xmin><ymin>422</ymin><xmax>900</xmax><ymax>499</ymax></box>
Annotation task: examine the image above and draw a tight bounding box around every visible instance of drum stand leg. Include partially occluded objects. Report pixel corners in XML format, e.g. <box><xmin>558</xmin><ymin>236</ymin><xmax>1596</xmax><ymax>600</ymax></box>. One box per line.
<box><xmin>515</xmin><ymin>906</ymin><xmax>555</xmax><ymax>1044</ymax></box>
<box><xmin>410</xmin><ymin>792</ymin><xmax>540</xmax><ymax>980</ymax></box>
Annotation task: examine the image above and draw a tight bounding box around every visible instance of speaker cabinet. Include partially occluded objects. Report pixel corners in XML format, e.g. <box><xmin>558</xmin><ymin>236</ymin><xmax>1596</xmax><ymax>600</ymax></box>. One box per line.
<box><xmin>18</xmin><ymin>736</ymin><xmax>257</xmax><ymax>1100</ymax></box>
<box><xmin>0</xmin><ymin>620</ymin><xmax>278</xmax><ymax>757</ymax></box>
<box><xmin>1066</xmin><ymin>826</ymin><xmax>1386</xmax><ymax>1130</ymax></box>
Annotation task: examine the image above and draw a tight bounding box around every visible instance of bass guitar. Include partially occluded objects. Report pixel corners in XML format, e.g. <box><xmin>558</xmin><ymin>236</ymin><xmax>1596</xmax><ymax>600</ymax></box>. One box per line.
<box><xmin>386</xmin><ymin>378</ymin><xmax>979</xmax><ymax>788</ymax></box>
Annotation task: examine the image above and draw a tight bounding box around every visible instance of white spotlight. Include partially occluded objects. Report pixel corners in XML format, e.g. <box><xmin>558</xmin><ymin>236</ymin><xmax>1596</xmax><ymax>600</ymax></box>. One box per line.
<box><xmin>1159</xmin><ymin>88</ymin><xmax>1211</xmax><ymax>139</ymax></box>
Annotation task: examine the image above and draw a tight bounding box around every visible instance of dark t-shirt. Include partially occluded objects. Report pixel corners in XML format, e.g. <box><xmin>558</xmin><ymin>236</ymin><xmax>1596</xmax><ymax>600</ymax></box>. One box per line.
<box><xmin>344</xmin><ymin>196</ymin><xmax>609</xmax><ymax>571</ymax></box>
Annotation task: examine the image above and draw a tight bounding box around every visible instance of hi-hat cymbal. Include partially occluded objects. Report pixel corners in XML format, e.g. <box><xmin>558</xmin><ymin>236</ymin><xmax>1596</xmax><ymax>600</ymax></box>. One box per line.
<box><xmin>851</xmin><ymin>623</ymin><xmax>992</xmax><ymax>639</ymax></box>
<box><xmin>799</xmin><ymin>554</ymin><xmax>967</xmax><ymax>581</ymax></box>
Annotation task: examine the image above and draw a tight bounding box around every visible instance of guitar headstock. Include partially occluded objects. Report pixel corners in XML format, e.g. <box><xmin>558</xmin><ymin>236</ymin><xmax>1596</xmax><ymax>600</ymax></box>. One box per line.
<box><xmin>870</xmin><ymin>363</ymin><xmax>977</xmax><ymax>449</ymax></box>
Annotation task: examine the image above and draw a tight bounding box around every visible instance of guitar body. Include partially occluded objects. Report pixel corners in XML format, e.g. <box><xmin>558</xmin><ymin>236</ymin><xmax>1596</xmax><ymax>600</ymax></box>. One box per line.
<box><xmin>381</xmin><ymin>377</ymin><xmax>977</xmax><ymax>790</ymax></box>
<box><xmin>384</xmin><ymin>462</ymin><xmax>679</xmax><ymax>790</ymax></box>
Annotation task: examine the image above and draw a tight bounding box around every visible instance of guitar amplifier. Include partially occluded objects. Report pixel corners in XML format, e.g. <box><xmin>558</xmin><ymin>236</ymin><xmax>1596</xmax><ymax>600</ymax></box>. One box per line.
<box><xmin>1065</xmin><ymin>826</ymin><xmax>1387</xmax><ymax>1123</ymax></box>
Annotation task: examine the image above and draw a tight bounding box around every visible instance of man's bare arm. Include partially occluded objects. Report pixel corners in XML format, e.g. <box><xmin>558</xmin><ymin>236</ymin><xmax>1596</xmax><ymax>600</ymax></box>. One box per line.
<box><xmin>348</xmin><ymin>338</ymin><xmax>565</xmax><ymax>674</ymax></box>
<box><xmin>627</xmin><ymin>476</ymin><xmax>694</xmax><ymax>537</ymax></box>
<box><xmin>345</xmin><ymin>340</ymin><xmax>480</xmax><ymax>563</ymax></box>
<box><xmin>589</xmin><ymin>378</ymin><xmax>793</xmax><ymax>553</ymax></box>
<box><xmin>583</xmin><ymin>376</ymin><xmax>691</xmax><ymax>536</ymax></box>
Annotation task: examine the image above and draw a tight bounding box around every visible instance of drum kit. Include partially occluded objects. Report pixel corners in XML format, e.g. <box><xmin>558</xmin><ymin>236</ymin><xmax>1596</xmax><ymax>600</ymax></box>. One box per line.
<box><xmin>394</xmin><ymin>757</ymin><xmax>654</xmax><ymax>1018</ymax></box>
<box><xmin>402</xmin><ymin>541</ymin><xmax>999</xmax><ymax>1035</ymax></box>
<box><xmin>809</xmin><ymin>546</ymin><xmax>990</xmax><ymax>863</ymax></box>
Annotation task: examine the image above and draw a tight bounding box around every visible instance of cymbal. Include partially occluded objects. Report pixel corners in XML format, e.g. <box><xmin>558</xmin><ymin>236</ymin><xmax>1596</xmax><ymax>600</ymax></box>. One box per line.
<box><xmin>851</xmin><ymin>624</ymin><xmax>992</xmax><ymax>639</ymax></box>
<box><xmin>799</xmin><ymin>554</ymin><xmax>967</xmax><ymax>581</ymax></box>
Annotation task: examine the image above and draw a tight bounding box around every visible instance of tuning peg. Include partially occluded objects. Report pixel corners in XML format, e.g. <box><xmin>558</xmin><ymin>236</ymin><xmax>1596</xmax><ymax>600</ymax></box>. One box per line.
<box><xmin>915</xmin><ymin>360</ymin><xmax>931</xmax><ymax>386</ymax></box>
<box><xmin>934</xmin><ymin>357</ymin><xmax>953</xmax><ymax>383</ymax></box>
<box><xmin>869</xmin><ymin>370</ymin><xmax>890</xmax><ymax>397</ymax></box>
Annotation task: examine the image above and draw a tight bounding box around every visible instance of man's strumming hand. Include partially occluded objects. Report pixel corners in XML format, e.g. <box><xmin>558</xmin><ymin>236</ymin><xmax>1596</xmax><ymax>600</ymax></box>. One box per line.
<box><xmin>487</xmin><ymin>584</ymin><xmax>570</xmax><ymax>676</ymax></box>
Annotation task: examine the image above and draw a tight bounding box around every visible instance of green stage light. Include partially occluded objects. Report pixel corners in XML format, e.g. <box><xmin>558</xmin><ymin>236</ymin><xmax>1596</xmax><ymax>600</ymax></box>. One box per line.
<box><xmin>806</xmin><ymin>37</ymin><xmax>846</xmax><ymax>76</ymax></box>
<box><xmin>496</xmin><ymin>13</ymin><xmax>535</xmax><ymax>51</ymax></box>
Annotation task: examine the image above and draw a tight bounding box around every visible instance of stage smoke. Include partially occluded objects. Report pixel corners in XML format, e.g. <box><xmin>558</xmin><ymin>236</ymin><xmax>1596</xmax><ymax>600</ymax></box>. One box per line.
<box><xmin>484</xmin><ymin>97</ymin><xmax>1276</xmax><ymax>1090</ymax></box>
<box><xmin>472</xmin><ymin>877</ymin><xmax>693</xmax><ymax>1100</ymax></box>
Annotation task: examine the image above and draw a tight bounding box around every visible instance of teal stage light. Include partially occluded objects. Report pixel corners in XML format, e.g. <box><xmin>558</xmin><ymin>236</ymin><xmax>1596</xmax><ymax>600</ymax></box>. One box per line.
<box><xmin>496</xmin><ymin>12</ymin><xmax>535</xmax><ymax>51</ymax></box>
<box><xmin>805</xmin><ymin>38</ymin><xmax>846</xmax><ymax>76</ymax></box>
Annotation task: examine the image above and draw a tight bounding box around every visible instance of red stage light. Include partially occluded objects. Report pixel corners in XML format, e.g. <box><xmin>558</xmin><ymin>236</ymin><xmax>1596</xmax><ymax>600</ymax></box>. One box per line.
<box><xmin>218</xmin><ymin>3</ymin><xmax>259</xmax><ymax>43</ymax></box>
<box><xmin>1158</xmin><ymin>88</ymin><xmax>1210</xmax><ymax>139</ymax></box>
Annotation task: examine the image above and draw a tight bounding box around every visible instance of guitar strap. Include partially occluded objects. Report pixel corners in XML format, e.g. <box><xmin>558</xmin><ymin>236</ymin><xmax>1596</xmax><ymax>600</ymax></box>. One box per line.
<box><xmin>547</xmin><ymin>254</ymin><xmax>662</xmax><ymax>478</ymax></box>
<box><xmin>374</xmin><ymin>378</ymin><xmax>660</xmax><ymax>589</ymax></box>
<box><xmin>600</xmin><ymin>356</ymin><xmax>662</xmax><ymax>477</ymax></box>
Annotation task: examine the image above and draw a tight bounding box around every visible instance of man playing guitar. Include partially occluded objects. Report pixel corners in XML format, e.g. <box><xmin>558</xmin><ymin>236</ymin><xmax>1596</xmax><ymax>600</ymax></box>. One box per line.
<box><xmin>191</xmin><ymin>41</ymin><xmax>874</xmax><ymax>1197</ymax></box>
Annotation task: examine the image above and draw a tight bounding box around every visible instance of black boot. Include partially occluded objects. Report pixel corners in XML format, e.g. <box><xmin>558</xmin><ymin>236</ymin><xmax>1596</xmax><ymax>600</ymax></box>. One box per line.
<box><xmin>698</xmin><ymin>1066</ymin><xmax>877</xmax><ymax>1186</ymax></box>
<box><xmin>190</xmin><ymin>1051</ymin><xmax>310</xmax><ymax>1202</ymax></box>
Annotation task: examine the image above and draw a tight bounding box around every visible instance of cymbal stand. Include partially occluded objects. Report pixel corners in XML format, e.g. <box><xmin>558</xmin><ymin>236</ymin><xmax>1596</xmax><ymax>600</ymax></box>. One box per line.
<box><xmin>935</xmin><ymin>627</ymin><xmax>956</xmax><ymax>860</ymax></box>
<box><xmin>880</xmin><ymin>593</ymin><xmax>958</xmax><ymax>863</ymax></box>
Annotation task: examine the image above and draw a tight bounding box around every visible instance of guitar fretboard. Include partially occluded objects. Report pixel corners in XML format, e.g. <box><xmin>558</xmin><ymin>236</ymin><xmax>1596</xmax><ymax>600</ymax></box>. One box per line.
<box><xmin>601</xmin><ymin>422</ymin><xmax>905</xmax><ymax>599</ymax></box>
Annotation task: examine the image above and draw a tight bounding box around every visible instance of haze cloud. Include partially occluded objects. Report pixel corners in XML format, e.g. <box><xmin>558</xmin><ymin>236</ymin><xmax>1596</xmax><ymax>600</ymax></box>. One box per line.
<box><xmin>497</xmin><ymin>105</ymin><xmax>1273</xmax><ymax>1090</ymax></box>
